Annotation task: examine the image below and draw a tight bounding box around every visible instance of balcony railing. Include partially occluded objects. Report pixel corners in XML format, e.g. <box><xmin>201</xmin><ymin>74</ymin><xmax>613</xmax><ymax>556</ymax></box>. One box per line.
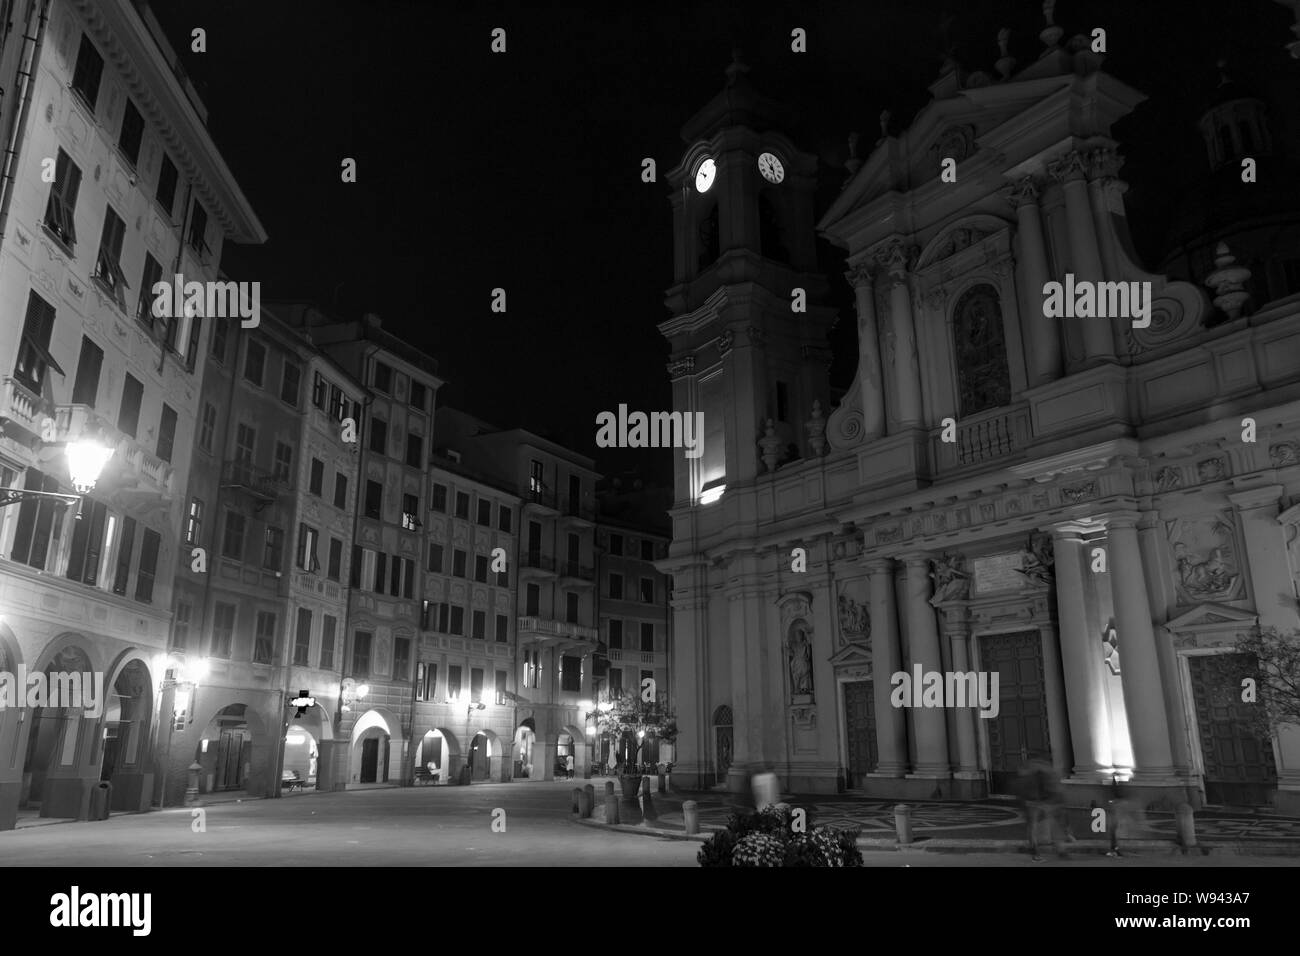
<box><xmin>520</xmin><ymin>552</ymin><xmax>555</xmax><ymax>572</ymax></box>
<box><xmin>221</xmin><ymin>459</ymin><xmax>282</xmax><ymax>502</ymax></box>
<box><xmin>560</xmin><ymin>496</ymin><xmax>596</xmax><ymax>521</ymax></box>
<box><xmin>1</xmin><ymin>376</ymin><xmax>52</xmax><ymax>436</ymax></box>
<box><xmin>933</xmin><ymin>403</ymin><xmax>1031</xmax><ymax>472</ymax></box>
<box><xmin>517</xmin><ymin>616</ymin><xmax>599</xmax><ymax>641</ymax></box>
<box><xmin>52</xmin><ymin>404</ymin><xmax>174</xmax><ymax>495</ymax></box>
<box><xmin>522</xmin><ymin>486</ymin><xmax>558</xmax><ymax>510</ymax></box>
<box><xmin>558</xmin><ymin>561</ymin><xmax>595</xmax><ymax>581</ymax></box>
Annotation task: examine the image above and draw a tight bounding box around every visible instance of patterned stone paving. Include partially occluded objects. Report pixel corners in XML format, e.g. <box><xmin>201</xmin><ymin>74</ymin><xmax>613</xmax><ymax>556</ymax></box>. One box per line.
<box><xmin>1144</xmin><ymin>815</ymin><xmax>1300</xmax><ymax>840</ymax></box>
<box><xmin>694</xmin><ymin>799</ymin><xmax>1023</xmax><ymax>832</ymax></box>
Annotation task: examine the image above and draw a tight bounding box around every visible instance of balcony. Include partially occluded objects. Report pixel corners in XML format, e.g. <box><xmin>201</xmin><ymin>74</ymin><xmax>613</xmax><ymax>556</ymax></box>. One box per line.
<box><xmin>559</xmin><ymin>495</ymin><xmax>596</xmax><ymax>524</ymax></box>
<box><xmin>1</xmin><ymin>376</ymin><xmax>53</xmax><ymax>439</ymax></box>
<box><xmin>932</xmin><ymin>402</ymin><xmax>1031</xmax><ymax>475</ymax></box>
<box><xmin>221</xmin><ymin>459</ymin><xmax>282</xmax><ymax>510</ymax></box>
<box><xmin>519</xmin><ymin>551</ymin><xmax>556</xmax><ymax>578</ymax></box>
<box><xmin>522</xmin><ymin>486</ymin><xmax>559</xmax><ymax>514</ymax></box>
<box><xmin>517</xmin><ymin>616</ymin><xmax>599</xmax><ymax>644</ymax></box>
<box><xmin>557</xmin><ymin>561</ymin><xmax>595</xmax><ymax>586</ymax></box>
<box><xmin>52</xmin><ymin>404</ymin><xmax>174</xmax><ymax>496</ymax></box>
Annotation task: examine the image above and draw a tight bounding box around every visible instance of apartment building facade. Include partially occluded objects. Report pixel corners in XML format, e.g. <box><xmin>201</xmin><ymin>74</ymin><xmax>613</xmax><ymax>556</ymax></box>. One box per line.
<box><xmin>160</xmin><ymin>307</ymin><xmax>364</xmax><ymax>805</ymax></box>
<box><xmin>0</xmin><ymin>0</ymin><xmax>264</xmax><ymax>827</ymax></box>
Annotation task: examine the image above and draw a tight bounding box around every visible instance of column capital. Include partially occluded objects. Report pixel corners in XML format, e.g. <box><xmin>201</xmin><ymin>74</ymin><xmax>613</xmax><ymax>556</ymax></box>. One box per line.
<box><xmin>1094</xmin><ymin>510</ymin><xmax>1144</xmax><ymax>532</ymax></box>
<box><xmin>1046</xmin><ymin>149</ymin><xmax>1088</xmax><ymax>184</ymax></box>
<box><xmin>1227</xmin><ymin>483</ymin><xmax>1284</xmax><ymax>512</ymax></box>
<box><xmin>938</xmin><ymin>603</ymin><xmax>970</xmax><ymax>633</ymax></box>
<box><xmin>864</xmin><ymin>557</ymin><xmax>895</xmax><ymax>574</ymax></box>
<box><xmin>665</xmin><ymin>355</ymin><xmax>695</xmax><ymax>379</ymax></box>
<box><xmin>873</xmin><ymin>238</ymin><xmax>916</xmax><ymax>279</ymax></box>
<box><xmin>1001</xmin><ymin>174</ymin><xmax>1041</xmax><ymax>208</ymax></box>
<box><xmin>896</xmin><ymin>551</ymin><xmax>932</xmax><ymax>568</ymax></box>
<box><xmin>844</xmin><ymin>259</ymin><xmax>875</xmax><ymax>290</ymax></box>
<box><xmin>1044</xmin><ymin>518</ymin><xmax>1104</xmax><ymax>541</ymax></box>
<box><xmin>1086</xmin><ymin>146</ymin><xmax>1124</xmax><ymax>183</ymax></box>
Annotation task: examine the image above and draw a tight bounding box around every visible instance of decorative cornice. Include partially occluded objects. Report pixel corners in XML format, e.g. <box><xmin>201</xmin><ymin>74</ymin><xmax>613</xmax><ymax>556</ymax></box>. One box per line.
<box><xmin>666</xmin><ymin>356</ymin><xmax>696</xmax><ymax>379</ymax></box>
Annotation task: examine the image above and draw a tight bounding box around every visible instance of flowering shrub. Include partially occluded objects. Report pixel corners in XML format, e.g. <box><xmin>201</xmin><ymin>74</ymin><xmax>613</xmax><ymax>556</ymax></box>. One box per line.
<box><xmin>732</xmin><ymin>833</ymin><xmax>785</xmax><ymax>867</ymax></box>
<box><xmin>698</xmin><ymin>805</ymin><xmax>863</xmax><ymax>867</ymax></box>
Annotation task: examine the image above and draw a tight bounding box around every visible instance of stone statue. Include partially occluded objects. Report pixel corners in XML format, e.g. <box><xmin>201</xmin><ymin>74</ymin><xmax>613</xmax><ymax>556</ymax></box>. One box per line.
<box><xmin>788</xmin><ymin>624</ymin><xmax>814</xmax><ymax>696</ymax></box>
<box><xmin>838</xmin><ymin>594</ymin><xmax>870</xmax><ymax>639</ymax></box>
<box><xmin>928</xmin><ymin>553</ymin><xmax>970</xmax><ymax>605</ymax></box>
<box><xmin>1018</xmin><ymin>532</ymin><xmax>1055</xmax><ymax>586</ymax></box>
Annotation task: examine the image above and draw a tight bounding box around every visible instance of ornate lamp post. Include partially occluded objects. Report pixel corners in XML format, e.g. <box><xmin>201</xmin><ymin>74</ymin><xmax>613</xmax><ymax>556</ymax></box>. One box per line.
<box><xmin>0</xmin><ymin>432</ymin><xmax>114</xmax><ymax>509</ymax></box>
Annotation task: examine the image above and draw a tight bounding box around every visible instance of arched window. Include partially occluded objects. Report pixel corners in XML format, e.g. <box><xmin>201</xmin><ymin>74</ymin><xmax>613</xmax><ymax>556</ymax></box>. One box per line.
<box><xmin>953</xmin><ymin>283</ymin><xmax>1012</xmax><ymax>416</ymax></box>
<box><xmin>759</xmin><ymin>192</ymin><xmax>790</xmax><ymax>264</ymax></box>
<box><xmin>697</xmin><ymin>204</ymin><xmax>719</xmax><ymax>271</ymax></box>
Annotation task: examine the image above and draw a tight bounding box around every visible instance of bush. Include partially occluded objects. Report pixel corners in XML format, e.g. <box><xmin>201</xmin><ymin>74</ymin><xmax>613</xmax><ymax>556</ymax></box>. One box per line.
<box><xmin>697</xmin><ymin>806</ymin><xmax>863</xmax><ymax>867</ymax></box>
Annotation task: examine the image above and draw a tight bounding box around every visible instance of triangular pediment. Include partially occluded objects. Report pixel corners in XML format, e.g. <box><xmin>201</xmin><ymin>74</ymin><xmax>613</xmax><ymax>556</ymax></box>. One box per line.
<box><xmin>828</xmin><ymin>641</ymin><xmax>872</xmax><ymax>668</ymax></box>
<box><xmin>1165</xmin><ymin>603</ymin><xmax>1258</xmax><ymax>634</ymax></box>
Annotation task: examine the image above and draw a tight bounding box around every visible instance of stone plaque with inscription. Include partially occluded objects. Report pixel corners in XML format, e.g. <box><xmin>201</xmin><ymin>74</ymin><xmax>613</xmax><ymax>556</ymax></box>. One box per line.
<box><xmin>972</xmin><ymin>552</ymin><xmax>1026</xmax><ymax>594</ymax></box>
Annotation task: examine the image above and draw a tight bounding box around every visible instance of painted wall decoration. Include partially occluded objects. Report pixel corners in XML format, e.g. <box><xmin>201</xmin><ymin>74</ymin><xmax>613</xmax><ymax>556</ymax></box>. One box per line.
<box><xmin>1166</xmin><ymin>513</ymin><xmax>1243</xmax><ymax>604</ymax></box>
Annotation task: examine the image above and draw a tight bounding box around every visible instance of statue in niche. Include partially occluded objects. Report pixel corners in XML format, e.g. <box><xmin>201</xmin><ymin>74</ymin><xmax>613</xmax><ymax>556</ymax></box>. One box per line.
<box><xmin>838</xmin><ymin>594</ymin><xmax>870</xmax><ymax>641</ymax></box>
<box><xmin>928</xmin><ymin>553</ymin><xmax>970</xmax><ymax>605</ymax></box>
<box><xmin>788</xmin><ymin>624</ymin><xmax>814</xmax><ymax>697</ymax></box>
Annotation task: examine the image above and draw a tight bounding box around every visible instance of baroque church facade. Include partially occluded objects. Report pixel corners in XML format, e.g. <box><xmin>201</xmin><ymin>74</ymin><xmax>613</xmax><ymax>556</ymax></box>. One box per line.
<box><xmin>658</xmin><ymin>27</ymin><xmax>1300</xmax><ymax>812</ymax></box>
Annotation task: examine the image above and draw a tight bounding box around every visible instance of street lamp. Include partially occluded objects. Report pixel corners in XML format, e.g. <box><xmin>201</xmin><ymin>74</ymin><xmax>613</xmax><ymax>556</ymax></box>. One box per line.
<box><xmin>0</xmin><ymin>432</ymin><xmax>113</xmax><ymax>509</ymax></box>
<box><xmin>340</xmin><ymin>678</ymin><xmax>369</xmax><ymax>713</ymax></box>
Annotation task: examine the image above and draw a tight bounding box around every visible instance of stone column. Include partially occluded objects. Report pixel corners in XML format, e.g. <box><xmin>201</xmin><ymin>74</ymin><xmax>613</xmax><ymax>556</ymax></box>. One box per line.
<box><xmin>1005</xmin><ymin>175</ymin><xmax>1061</xmax><ymax>386</ymax></box>
<box><xmin>867</xmin><ymin>559</ymin><xmax>908</xmax><ymax>775</ymax></box>
<box><xmin>900</xmin><ymin>555</ymin><xmax>950</xmax><ymax>776</ymax></box>
<box><xmin>1230</xmin><ymin>486</ymin><xmax>1300</xmax><ymax>631</ymax></box>
<box><xmin>877</xmin><ymin>240</ymin><xmax>923</xmax><ymax>428</ymax></box>
<box><xmin>939</xmin><ymin>605</ymin><xmax>979</xmax><ymax>777</ymax></box>
<box><xmin>1049</xmin><ymin>523</ymin><xmax>1112</xmax><ymax>777</ymax></box>
<box><xmin>845</xmin><ymin>261</ymin><xmax>886</xmax><ymax>438</ymax></box>
<box><xmin>1048</xmin><ymin>150</ymin><xmax>1114</xmax><ymax>363</ymax></box>
<box><xmin>1037</xmin><ymin>621</ymin><xmax>1074</xmax><ymax>780</ymax></box>
<box><xmin>1105</xmin><ymin>513</ymin><xmax>1175</xmax><ymax>778</ymax></box>
<box><xmin>1085</xmin><ymin>147</ymin><xmax>1124</xmax><ymax>280</ymax></box>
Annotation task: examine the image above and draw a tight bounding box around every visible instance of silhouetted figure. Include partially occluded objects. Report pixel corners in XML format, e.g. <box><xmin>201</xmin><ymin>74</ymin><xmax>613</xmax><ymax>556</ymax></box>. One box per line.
<box><xmin>1017</xmin><ymin>754</ymin><xmax>1069</xmax><ymax>861</ymax></box>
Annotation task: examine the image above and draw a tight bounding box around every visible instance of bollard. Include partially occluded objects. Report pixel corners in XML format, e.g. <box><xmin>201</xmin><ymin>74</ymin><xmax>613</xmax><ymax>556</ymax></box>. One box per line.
<box><xmin>605</xmin><ymin>791</ymin><xmax>620</xmax><ymax>825</ymax></box>
<box><xmin>639</xmin><ymin>775</ymin><xmax>657</xmax><ymax>824</ymax></box>
<box><xmin>571</xmin><ymin>787</ymin><xmax>582</xmax><ymax>814</ymax></box>
<box><xmin>583</xmin><ymin>784</ymin><xmax>596</xmax><ymax>819</ymax></box>
<box><xmin>186</xmin><ymin>762</ymin><xmax>202</xmax><ymax>806</ymax></box>
<box><xmin>658</xmin><ymin>772</ymin><xmax>666</xmax><ymax>793</ymax></box>
<box><xmin>894</xmin><ymin>803</ymin><xmax>913</xmax><ymax>845</ymax></box>
<box><xmin>1175</xmin><ymin>803</ymin><xmax>1197</xmax><ymax>850</ymax></box>
<box><xmin>683</xmin><ymin>800</ymin><xmax>699</xmax><ymax>835</ymax></box>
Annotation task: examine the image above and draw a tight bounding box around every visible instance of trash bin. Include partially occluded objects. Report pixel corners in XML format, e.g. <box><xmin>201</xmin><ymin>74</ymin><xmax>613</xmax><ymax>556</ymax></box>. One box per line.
<box><xmin>89</xmin><ymin>781</ymin><xmax>112</xmax><ymax>821</ymax></box>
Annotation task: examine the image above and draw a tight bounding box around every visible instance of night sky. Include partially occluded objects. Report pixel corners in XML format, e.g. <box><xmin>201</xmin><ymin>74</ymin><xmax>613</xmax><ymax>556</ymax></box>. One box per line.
<box><xmin>149</xmin><ymin>1</ymin><xmax>1298</xmax><ymax>486</ymax></box>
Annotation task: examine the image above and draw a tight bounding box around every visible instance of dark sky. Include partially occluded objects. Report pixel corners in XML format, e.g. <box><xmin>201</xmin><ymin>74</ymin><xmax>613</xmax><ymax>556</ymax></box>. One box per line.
<box><xmin>149</xmin><ymin>1</ymin><xmax>1298</xmax><ymax>485</ymax></box>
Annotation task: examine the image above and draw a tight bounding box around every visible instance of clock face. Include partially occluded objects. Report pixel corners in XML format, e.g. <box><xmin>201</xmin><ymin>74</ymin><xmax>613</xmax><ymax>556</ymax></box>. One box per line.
<box><xmin>758</xmin><ymin>152</ymin><xmax>785</xmax><ymax>184</ymax></box>
<box><xmin>695</xmin><ymin>158</ymin><xmax>716</xmax><ymax>193</ymax></box>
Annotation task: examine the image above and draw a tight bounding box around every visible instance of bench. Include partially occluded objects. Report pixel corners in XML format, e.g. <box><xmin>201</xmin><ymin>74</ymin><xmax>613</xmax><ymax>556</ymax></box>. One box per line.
<box><xmin>414</xmin><ymin>767</ymin><xmax>439</xmax><ymax>785</ymax></box>
<box><xmin>281</xmin><ymin>771</ymin><xmax>304</xmax><ymax>792</ymax></box>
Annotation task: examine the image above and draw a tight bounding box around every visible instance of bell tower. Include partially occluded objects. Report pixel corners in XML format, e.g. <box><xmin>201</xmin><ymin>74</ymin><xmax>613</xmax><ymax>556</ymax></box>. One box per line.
<box><xmin>660</xmin><ymin>52</ymin><xmax>835</xmax><ymax>517</ymax></box>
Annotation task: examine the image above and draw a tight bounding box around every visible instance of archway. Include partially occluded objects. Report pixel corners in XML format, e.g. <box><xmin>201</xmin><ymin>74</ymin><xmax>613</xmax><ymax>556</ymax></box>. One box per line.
<box><xmin>22</xmin><ymin>638</ymin><xmax>102</xmax><ymax>818</ymax></box>
<box><xmin>0</xmin><ymin>624</ymin><xmax>23</xmax><ymax>829</ymax></box>
<box><xmin>194</xmin><ymin>703</ymin><xmax>272</xmax><ymax>798</ymax></box>
<box><xmin>414</xmin><ymin>728</ymin><xmax>462</xmax><ymax>785</ymax></box>
<box><xmin>467</xmin><ymin>729</ymin><xmax>504</xmax><ymax>782</ymax></box>
<box><xmin>558</xmin><ymin>725</ymin><xmax>588</xmax><ymax>779</ymax></box>
<box><xmin>285</xmin><ymin>701</ymin><xmax>331</xmax><ymax>791</ymax></box>
<box><xmin>100</xmin><ymin>655</ymin><xmax>154</xmax><ymax>811</ymax></box>
<box><xmin>514</xmin><ymin>719</ymin><xmax>536</xmax><ymax>779</ymax></box>
<box><xmin>349</xmin><ymin>708</ymin><xmax>402</xmax><ymax>785</ymax></box>
<box><xmin>281</xmin><ymin>726</ymin><xmax>318</xmax><ymax>791</ymax></box>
